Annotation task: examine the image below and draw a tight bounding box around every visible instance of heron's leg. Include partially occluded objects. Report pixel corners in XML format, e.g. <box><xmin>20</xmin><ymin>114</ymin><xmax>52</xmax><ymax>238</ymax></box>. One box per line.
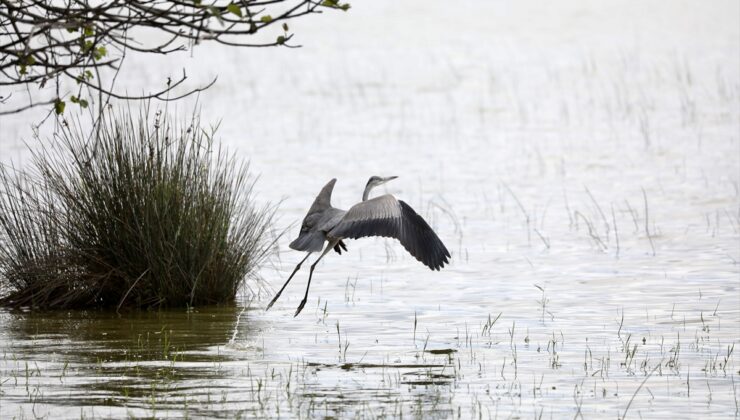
<box><xmin>294</xmin><ymin>239</ymin><xmax>339</xmax><ymax>317</ymax></box>
<box><xmin>266</xmin><ymin>252</ymin><xmax>312</xmax><ymax>311</ymax></box>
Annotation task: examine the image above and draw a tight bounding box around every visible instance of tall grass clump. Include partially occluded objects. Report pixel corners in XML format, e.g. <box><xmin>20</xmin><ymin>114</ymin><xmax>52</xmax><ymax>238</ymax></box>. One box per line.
<box><xmin>0</xmin><ymin>108</ymin><xmax>275</xmax><ymax>309</ymax></box>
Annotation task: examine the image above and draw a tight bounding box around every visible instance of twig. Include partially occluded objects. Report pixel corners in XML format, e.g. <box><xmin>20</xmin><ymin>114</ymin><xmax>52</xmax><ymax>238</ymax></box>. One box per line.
<box><xmin>642</xmin><ymin>187</ymin><xmax>656</xmax><ymax>256</ymax></box>
<box><xmin>622</xmin><ymin>361</ymin><xmax>662</xmax><ymax>419</ymax></box>
<box><xmin>585</xmin><ymin>186</ymin><xmax>610</xmax><ymax>242</ymax></box>
<box><xmin>612</xmin><ymin>203</ymin><xmax>620</xmax><ymax>259</ymax></box>
<box><xmin>534</xmin><ymin>228</ymin><xmax>550</xmax><ymax>249</ymax></box>
<box><xmin>504</xmin><ymin>183</ymin><xmax>531</xmax><ymax>245</ymax></box>
<box><xmin>116</xmin><ymin>268</ymin><xmax>150</xmax><ymax>313</ymax></box>
<box><xmin>574</xmin><ymin>210</ymin><xmax>607</xmax><ymax>251</ymax></box>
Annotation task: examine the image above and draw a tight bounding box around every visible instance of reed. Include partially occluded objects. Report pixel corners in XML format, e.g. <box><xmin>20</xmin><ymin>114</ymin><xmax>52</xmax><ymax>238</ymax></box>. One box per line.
<box><xmin>0</xmin><ymin>108</ymin><xmax>275</xmax><ymax>309</ymax></box>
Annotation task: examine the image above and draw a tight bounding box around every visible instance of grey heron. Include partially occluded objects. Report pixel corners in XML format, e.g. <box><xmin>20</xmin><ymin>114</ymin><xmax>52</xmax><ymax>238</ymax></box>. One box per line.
<box><xmin>267</xmin><ymin>176</ymin><xmax>451</xmax><ymax>316</ymax></box>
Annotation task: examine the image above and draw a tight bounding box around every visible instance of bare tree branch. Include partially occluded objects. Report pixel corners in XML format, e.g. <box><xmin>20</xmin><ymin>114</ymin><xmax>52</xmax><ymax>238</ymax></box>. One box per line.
<box><xmin>0</xmin><ymin>0</ymin><xmax>349</xmax><ymax>116</ymax></box>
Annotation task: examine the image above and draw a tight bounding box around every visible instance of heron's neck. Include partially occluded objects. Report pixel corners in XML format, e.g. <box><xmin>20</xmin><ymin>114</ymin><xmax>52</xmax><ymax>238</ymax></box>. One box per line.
<box><xmin>362</xmin><ymin>184</ymin><xmax>375</xmax><ymax>201</ymax></box>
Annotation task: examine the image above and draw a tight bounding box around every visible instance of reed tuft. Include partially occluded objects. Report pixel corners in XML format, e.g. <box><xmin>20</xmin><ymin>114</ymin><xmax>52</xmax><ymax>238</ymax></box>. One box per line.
<box><xmin>0</xmin><ymin>108</ymin><xmax>275</xmax><ymax>309</ymax></box>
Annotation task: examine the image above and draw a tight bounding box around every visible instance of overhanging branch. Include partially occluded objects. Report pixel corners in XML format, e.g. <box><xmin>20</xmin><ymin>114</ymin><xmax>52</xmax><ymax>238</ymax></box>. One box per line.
<box><xmin>0</xmin><ymin>0</ymin><xmax>349</xmax><ymax>116</ymax></box>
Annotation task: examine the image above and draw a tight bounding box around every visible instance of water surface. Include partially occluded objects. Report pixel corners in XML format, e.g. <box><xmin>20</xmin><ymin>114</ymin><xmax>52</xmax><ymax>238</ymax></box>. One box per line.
<box><xmin>0</xmin><ymin>0</ymin><xmax>738</xmax><ymax>418</ymax></box>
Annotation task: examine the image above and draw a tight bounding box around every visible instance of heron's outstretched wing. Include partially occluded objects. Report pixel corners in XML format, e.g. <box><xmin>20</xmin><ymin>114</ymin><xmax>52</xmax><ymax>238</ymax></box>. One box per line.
<box><xmin>328</xmin><ymin>195</ymin><xmax>450</xmax><ymax>270</ymax></box>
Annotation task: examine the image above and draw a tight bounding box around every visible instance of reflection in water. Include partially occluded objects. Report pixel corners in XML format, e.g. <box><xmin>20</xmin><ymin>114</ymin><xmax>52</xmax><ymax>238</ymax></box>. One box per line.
<box><xmin>0</xmin><ymin>307</ymin><xmax>465</xmax><ymax>418</ymax></box>
<box><xmin>0</xmin><ymin>306</ymin><xmax>257</xmax><ymax>417</ymax></box>
<box><xmin>3</xmin><ymin>307</ymin><xmax>243</xmax><ymax>361</ymax></box>
<box><xmin>0</xmin><ymin>304</ymin><xmax>477</xmax><ymax>418</ymax></box>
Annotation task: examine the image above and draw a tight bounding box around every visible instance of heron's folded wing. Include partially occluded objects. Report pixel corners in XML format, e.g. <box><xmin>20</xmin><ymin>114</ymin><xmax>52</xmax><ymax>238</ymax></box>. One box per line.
<box><xmin>289</xmin><ymin>179</ymin><xmax>339</xmax><ymax>253</ymax></box>
<box><xmin>328</xmin><ymin>195</ymin><xmax>451</xmax><ymax>270</ymax></box>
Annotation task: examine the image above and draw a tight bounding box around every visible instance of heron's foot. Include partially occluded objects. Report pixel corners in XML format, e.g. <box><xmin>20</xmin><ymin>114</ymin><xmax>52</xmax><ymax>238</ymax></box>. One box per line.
<box><xmin>294</xmin><ymin>299</ymin><xmax>308</xmax><ymax>317</ymax></box>
<box><xmin>265</xmin><ymin>292</ymin><xmax>282</xmax><ymax>311</ymax></box>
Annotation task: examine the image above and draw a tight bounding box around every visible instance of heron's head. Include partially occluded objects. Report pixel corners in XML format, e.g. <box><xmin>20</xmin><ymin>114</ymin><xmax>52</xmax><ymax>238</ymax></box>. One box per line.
<box><xmin>366</xmin><ymin>175</ymin><xmax>398</xmax><ymax>189</ymax></box>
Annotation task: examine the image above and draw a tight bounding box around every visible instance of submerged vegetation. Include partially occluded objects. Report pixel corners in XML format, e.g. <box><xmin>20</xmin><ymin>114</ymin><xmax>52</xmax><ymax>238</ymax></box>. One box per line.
<box><xmin>0</xmin><ymin>108</ymin><xmax>275</xmax><ymax>309</ymax></box>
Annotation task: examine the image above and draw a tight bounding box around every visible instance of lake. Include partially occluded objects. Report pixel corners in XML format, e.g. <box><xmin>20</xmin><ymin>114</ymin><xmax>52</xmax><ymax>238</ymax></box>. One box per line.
<box><xmin>0</xmin><ymin>0</ymin><xmax>738</xmax><ymax>418</ymax></box>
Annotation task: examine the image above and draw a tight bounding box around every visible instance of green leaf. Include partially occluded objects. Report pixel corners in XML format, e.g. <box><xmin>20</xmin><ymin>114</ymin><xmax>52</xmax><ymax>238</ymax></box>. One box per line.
<box><xmin>208</xmin><ymin>6</ymin><xmax>224</xmax><ymax>23</ymax></box>
<box><xmin>70</xmin><ymin>95</ymin><xmax>79</xmax><ymax>104</ymax></box>
<box><xmin>79</xmin><ymin>99</ymin><xmax>89</xmax><ymax>108</ymax></box>
<box><xmin>83</xmin><ymin>26</ymin><xmax>94</xmax><ymax>37</ymax></box>
<box><xmin>282</xmin><ymin>23</ymin><xmax>289</xmax><ymax>32</ymax></box>
<box><xmin>93</xmin><ymin>46</ymin><xmax>107</xmax><ymax>60</ymax></box>
<box><xmin>226</xmin><ymin>3</ymin><xmax>242</xmax><ymax>17</ymax></box>
<box><xmin>84</xmin><ymin>70</ymin><xmax>94</xmax><ymax>80</ymax></box>
<box><xmin>260</xmin><ymin>15</ymin><xmax>272</xmax><ymax>23</ymax></box>
<box><xmin>321</xmin><ymin>0</ymin><xmax>350</xmax><ymax>10</ymax></box>
<box><xmin>54</xmin><ymin>99</ymin><xmax>66</xmax><ymax>115</ymax></box>
<box><xmin>277</xmin><ymin>35</ymin><xmax>285</xmax><ymax>44</ymax></box>
<box><xmin>18</xmin><ymin>55</ymin><xmax>36</xmax><ymax>76</ymax></box>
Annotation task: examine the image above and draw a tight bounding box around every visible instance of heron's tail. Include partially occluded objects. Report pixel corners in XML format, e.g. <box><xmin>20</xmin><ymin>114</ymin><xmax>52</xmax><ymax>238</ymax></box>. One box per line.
<box><xmin>289</xmin><ymin>231</ymin><xmax>326</xmax><ymax>253</ymax></box>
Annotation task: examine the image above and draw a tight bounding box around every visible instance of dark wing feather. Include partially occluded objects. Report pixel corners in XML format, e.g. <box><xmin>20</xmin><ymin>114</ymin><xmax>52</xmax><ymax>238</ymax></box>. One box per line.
<box><xmin>333</xmin><ymin>240</ymin><xmax>348</xmax><ymax>255</ymax></box>
<box><xmin>328</xmin><ymin>195</ymin><xmax>451</xmax><ymax>270</ymax></box>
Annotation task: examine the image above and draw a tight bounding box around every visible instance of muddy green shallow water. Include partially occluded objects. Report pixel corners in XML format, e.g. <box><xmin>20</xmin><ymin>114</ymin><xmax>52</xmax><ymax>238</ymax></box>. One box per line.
<box><xmin>1</xmin><ymin>0</ymin><xmax>739</xmax><ymax>418</ymax></box>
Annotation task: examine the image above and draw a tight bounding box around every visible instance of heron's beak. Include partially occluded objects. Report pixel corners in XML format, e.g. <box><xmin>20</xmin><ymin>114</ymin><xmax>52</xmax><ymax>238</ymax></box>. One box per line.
<box><xmin>382</xmin><ymin>176</ymin><xmax>398</xmax><ymax>184</ymax></box>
